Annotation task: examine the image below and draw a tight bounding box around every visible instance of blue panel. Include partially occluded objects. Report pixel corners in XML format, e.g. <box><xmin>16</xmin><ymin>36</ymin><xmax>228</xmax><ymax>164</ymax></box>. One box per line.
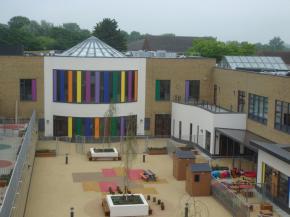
<box><xmin>288</xmin><ymin>177</ymin><xmax>290</xmax><ymax>208</ymax></box>
<box><xmin>85</xmin><ymin>118</ymin><xmax>91</xmax><ymax>137</ymax></box>
<box><xmin>104</xmin><ymin>72</ymin><xmax>110</xmax><ymax>103</ymax></box>
<box><xmin>60</xmin><ymin>70</ymin><xmax>65</xmax><ymax>102</ymax></box>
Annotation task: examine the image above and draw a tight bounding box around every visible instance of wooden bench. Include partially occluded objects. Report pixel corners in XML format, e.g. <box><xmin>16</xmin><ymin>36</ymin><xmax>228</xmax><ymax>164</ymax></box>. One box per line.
<box><xmin>102</xmin><ymin>198</ymin><xmax>110</xmax><ymax>217</ymax></box>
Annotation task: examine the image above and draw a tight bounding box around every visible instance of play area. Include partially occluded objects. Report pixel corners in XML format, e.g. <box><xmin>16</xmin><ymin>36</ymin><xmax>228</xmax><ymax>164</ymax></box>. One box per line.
<box><xmin>25</xmin><ymin>139</ymin><xmax>233</xmax><ymax>217</ymax></box>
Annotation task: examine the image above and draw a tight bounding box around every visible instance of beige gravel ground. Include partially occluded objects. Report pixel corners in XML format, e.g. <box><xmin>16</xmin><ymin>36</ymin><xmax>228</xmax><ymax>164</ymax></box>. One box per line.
<box><xmin>24</xmin><ymin>139</ymin><xmax>232</xmax><ymax>217</ymax></box>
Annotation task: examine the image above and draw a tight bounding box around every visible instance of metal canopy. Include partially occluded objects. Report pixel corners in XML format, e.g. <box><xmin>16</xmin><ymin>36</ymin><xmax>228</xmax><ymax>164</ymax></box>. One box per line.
<box><xmin>216</xmin><ymin>128</ymin><xmax>273</xmax><ymax>152</ymax></box>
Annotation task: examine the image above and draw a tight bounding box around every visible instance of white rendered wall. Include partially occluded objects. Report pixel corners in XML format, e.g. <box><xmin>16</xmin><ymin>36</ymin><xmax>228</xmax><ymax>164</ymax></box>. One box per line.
<box><xmin>257</xmin><ymin>150</ymin><xmax>290</xmax><ymax>183</ymax></box>
<box><xmin>171</xmin><ymin>102</ymin><xmax>246</xmax><ymax>154</ymax></box>
<box><xmin>44</xmin><ymin>57</ymin><xmax>146</xmax><ymax>136</ymax></box>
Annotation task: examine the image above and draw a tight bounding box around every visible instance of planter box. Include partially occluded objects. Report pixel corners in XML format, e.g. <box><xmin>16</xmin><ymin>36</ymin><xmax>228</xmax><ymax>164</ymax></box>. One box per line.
<box><xmin>106</xmin><ymin>194</ymin><xmax>149</xmax><ymax>217</ymax></box>
<box><xmin>147</xmin><ymin>147</ymin><xmax>167</xmax><ymax>155</ymax></box>
<box><xmin>35</xmin><ymin>150</ymin><xmax>56</xmax><ymax>157</ymax></box>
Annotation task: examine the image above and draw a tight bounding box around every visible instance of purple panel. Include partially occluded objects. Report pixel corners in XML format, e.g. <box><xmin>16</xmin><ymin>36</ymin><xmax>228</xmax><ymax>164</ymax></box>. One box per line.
<box><xmin>86</xmin><ymin>71</ymin><xmax>91</xmax><ymax>103</ymax></box>
<box><xmin>120</xmin><ymin>117</ymin><xmax>125</xmax><ymax>137</ymax></box>
<box><xmin>32</xmin><ymin>79</ymin><xmax>37</xmax><ymax>101</ymax></box>
<box><xmin>53</xmin><ymin>70</ymin><xmax>57</xmax><ymax>101</ymax></box>
<box><xmin>95</xmin><ymin>71</ymin><xmax>100</xmax><ymax>103</ymax></box>
<box><xmin>128</xmin><ymin>71</ymin><xmax>132</xmax><ymax>102</ymax></box>
<box><xmin>185</xmin><ymin>80</ymin><xmax>189</xmax><ymax>102</ymax></box>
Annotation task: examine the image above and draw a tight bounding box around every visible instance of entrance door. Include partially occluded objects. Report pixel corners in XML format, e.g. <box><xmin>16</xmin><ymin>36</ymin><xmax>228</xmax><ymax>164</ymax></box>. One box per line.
<box><xmin>155</xmin><ymin>114</ymin><xmax>171</xmax><ymax>137</ymax></box>
<box><xmin>53</xmin><ymin>116</ymin><xmax>68</xmax><ymax>137</ymax></box>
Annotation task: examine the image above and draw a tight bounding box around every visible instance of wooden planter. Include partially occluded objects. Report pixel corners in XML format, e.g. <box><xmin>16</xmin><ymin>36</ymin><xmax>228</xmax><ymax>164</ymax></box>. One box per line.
<box><xmin>147</xmin><ymin>147</ymin><xmax>167</xmax><ymax>155</ymax></box>
<box><xmin>35</xmin><ymin>150</ymin><xmax>56</xmax><ymax>157</ymax></box>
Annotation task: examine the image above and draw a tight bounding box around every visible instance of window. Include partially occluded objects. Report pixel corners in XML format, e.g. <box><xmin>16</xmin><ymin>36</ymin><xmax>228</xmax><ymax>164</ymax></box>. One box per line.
<box><xmin>205</xmin><ymin>131</ymin><xmax>211</xmax><ymax>153</ymax></box>
<box><xmin>155</xmin><ymin>80</ymin><xmax>170</xmax><ymax>101</ymax></box>
<box><xmin>194</xmin><ymin>174</ymin><xmax>200</xmax><ymax>182</ymax></box>
<box><xmin>185</xmin><ymin>80</ymin><xmax>200</xmax><ymax>102</ymax></box>
<box><xmin>248</xmin><ymin>93</ymin><xmax>268</xmax><ymax>124</ymax></box>
<box><xmin>275</xmin><ymin>100</ymin><xmax>290</xmax><ymax>134</ymax></box>
<box><xmin>237</xmin><ymin>90</ymin><xmax>246</xmax><ymax>112</ymax></box>
<box><xmin>144</xmin><ymin>118</ymin><xmax>150</xmax><ymax>131</ymax></box>
<box><xmin>20</xmin><ymin>79</ymin><xmax>36</xmax><ymax>101</ymax></box>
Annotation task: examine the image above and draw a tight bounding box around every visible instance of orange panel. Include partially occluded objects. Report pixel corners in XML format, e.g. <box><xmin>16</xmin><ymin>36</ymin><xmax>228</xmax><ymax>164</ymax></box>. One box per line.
<box><xmin>94</xmin><ymin>118</ymin><xmax>99</xmax><ymax>138</ymax></box>
<box><xmin>134</xmin><ymin>71</ymin><xmax>138</xmax><ymax>101</ymax></box>
<box><xmin>68</xmin><ymin>71</ymin><xmax>73</xmax><ymax>102</ymax></box>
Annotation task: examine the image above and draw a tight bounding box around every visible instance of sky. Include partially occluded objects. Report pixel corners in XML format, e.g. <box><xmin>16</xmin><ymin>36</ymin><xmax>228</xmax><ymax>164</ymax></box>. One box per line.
<box><xmin>1</xmin><ymin>0</ymin><xmax>290</xmax><ymax>44</ymax></box>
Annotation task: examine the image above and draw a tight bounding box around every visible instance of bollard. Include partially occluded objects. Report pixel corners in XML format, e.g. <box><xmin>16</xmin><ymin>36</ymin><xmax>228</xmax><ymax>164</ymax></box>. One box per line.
<box><xmin>157</xmin><ymin>199</ymin><xmax>161</xmax><ymax>205</ymax></box>
<box><xmin>184</xmin><ymin>203</ymin><xmax>189</xmax><ymax>217</ymax></box>
<box><xmin>142</xmin><ymin>154</ymin><xmax>146</xmax><ymax>163</ymax></box>
<box><xmin>65</xmin><ymin>153</ymin><xmax>68</xmax><ymax>164</ymax></box>
<box><xmin>161</xmin><ymin>202</ymin><xmax>165</xmax><ymax>210</ymax></box>
<box><xmin>153</xmin><ymin>197</ymin><xmax>156</xmax><ymax>202</ymax></box>
<box><xmin>70</xmin><ymin>207</ymin><xmax>74</xmax><ymax>217</ymax></box>
<box><xmin>147</xmin><ymin>195</ymin><xmax>151</xmax><ymax>201</ymax></box>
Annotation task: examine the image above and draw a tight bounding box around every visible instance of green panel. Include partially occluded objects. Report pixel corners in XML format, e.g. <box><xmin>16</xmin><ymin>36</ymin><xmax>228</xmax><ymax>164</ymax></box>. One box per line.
<box><xmin>75</xmin><ymin>118</ymin><xmax>82</xmax><ymax>136</ymax></box>
<box><xmin>155</xmin><ymin>80</ymin><xmax>160</xmax><ymax>100</ymax></box>
<box><xmin>113</xmin><ymin>72</ymin><xmax>118</xmax><ymax>102</ymax></box>
<box><xmin>110</xmin><ymin>117</ymin><xmax>117</xmax><ymax>136</ymax></box>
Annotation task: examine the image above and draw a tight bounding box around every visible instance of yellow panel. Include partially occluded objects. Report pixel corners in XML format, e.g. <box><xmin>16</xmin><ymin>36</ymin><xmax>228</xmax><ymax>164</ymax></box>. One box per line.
<box><xmin>121</xmin><ymin>71</ymin><xmax>125</xmax><ymax>102</ymax></box>
<box><xmin>68</xmin><ymin>117</ymin><xmax>72</xmax><ymax>138</ymax></box>
<box><xmin>77</xmin><ymin>71</ymin><xmax>81</xmax><ymax>103</ymax></box>
<box><xmin>262</xmin><ymin>162</ymin><xmax>265</xmax><ymax>183</ymax></box>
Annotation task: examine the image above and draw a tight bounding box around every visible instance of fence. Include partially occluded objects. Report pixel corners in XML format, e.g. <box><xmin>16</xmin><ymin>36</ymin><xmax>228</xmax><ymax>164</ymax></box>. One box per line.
<box><xmin>0</xmin><ymin>112</ymin><xmax>37</xmax><ymax>217</ymax></box>
<box><xmin>211</xmin><ymin>179</ymin><xmax>250</xmax><ymax>217</ymax></box>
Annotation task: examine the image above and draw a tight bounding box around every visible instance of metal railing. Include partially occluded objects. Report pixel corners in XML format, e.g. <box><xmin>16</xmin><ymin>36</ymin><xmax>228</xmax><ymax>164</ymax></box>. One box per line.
<box><xmin>0</xmin><ymin>112</ymin><xmax>37</xmax><ymax>217</ymax></box>
<box><xmin>211</xmin><ymin>179</ymin><xmax>250</xmax><ymax>217</ymax></box>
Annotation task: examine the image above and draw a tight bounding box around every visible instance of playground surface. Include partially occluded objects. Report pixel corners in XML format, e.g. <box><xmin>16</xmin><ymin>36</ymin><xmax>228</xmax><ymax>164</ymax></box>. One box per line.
<box><xmin>25</xmin><ymin>139</ymin><xmax>232</xmax><ymax>217</ymax></box>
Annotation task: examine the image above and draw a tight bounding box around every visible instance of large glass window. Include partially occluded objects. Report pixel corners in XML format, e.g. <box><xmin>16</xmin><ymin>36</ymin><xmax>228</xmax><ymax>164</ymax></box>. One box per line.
<box><xmin>275</xmin><ymin>100</ymin><xmax>290</xmax><ymax>134</ymax></box>
<box><xmin>20</xmin><ymin>79</ymin><xmax>37</xmax><ymax>101</ymax></box>
<box><xmin>53</xmin><ymin>70</ymin><xmax>138</xmax><ymax>104</ymax></box>
<box><xmin>248</xmin><ymin>93</ymin><xmax>268</xmax><ymax>124</ymax></box>
<box><xmin>185</xmin><ymin>80</ymin><xmax>200</xmax><ymax>102</ymax></box>
<box><xmin>237</xmin><ymin>90</ymin><xmax>246</xmax><ymax>112</ymax></box>
<box><xmin>155</xmin><ymin>80</ymin><xmax>170</xmax><ymax>101</ymax></box>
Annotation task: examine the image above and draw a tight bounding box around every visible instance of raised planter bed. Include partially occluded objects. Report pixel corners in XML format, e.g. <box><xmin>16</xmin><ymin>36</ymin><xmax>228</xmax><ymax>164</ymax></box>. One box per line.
<box><xmin>87</xmin><ymin>148</ymin><xmax>121</xmax><ymax>161</ymax></box>
<box><xmin>35</xmin><ymin>149</ymin><xmax>56</xmax><ymax>157</ymax></box>
<box><xmin>147</xmin><ymin>147</ymin><xmax>167</xmax><ymax>155</ymax></box>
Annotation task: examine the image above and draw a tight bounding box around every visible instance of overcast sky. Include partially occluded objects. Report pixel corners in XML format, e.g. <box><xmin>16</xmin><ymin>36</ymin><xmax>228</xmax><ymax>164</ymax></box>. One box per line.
<box><xmin>1</xmin><ymin>0</ymin><xmax>290</xmax><ymax>44</ymax></box>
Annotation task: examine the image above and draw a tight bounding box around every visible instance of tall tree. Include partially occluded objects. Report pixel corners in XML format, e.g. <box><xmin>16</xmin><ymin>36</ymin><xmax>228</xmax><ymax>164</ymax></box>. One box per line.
<box><xmin>93</xmin><ymin>18</ymin><xmax>127</xmax><ymax>51</ymax></box>
<box><xmin>8</xmin><ymin>16</ymin><xmax>30</xmax><ymax>29</ymax></box>
<box><xmin>268</xmin><ymin>37</ymin><xmax>285</xmax><ymax>51</ymax></box>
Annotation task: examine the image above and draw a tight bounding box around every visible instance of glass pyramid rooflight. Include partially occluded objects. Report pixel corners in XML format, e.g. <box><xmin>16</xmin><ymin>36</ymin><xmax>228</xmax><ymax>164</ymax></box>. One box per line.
<box><xmin>60</xmin><ymin>36</ymin><xmax>125</xmax><ymax>57</ymax></box>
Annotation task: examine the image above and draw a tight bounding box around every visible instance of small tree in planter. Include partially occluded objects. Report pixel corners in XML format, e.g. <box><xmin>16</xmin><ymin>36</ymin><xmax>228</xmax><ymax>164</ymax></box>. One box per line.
<box><xmin>122</xmin><ymin>115</ymin><xmax>137</xmax><ymax>200</ymax></box>
<box><xmin>103</xmin><ymin>103</ymin><xmax>117</xmax><ymax>148</ymax></box>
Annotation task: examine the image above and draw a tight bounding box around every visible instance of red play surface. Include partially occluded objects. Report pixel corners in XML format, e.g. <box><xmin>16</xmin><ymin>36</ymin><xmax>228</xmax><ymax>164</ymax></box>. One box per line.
<box><xmin>99</xmin><ymin>182</ymin><xmax>117</xmax><ymax>192</ymax></box>
<box><xmin>0</xmin><ymin>124</ymin><xmax>25</xmax><ymax>130</ymax></box>
<box><xmin>102</xmin><ymin>169</ymin><xmax>117</xmax><ymax>177</ymax></box>
<box><xmin>0</xmin><ymin>160</ymin><xmax>13</xmax><ymax>168</ymax></box>
<box><xmin>128</xmin><ymin>169</ymin><xmax>143</xmax><ymax>181</ymax></box>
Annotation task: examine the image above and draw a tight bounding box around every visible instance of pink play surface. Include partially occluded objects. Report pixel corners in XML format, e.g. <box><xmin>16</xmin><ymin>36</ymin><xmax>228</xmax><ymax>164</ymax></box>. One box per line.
<box><xmin>128</xmin><ymin>169</ymin><xmax>143</xmax><ymax>181</ymax></box>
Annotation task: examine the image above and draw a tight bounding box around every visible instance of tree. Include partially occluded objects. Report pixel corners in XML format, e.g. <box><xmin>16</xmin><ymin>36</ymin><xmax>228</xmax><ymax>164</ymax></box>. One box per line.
<box><xmin>268</xmin><ymin>37</ymin><xmax>285</xmax><ymax>51</ymax></box>
<box><xmin>8</xmin><ymin>16</ymin><xmax>30</xmax><ymax>29</ymax></box>
<box><xmin>93</xmin><ymin>18</ymin><xmax>127</xmax><ymax>51</ymax></box>
<box><xmin>187</xmin><ymin>38</ymin><xmax>256</xmax><ymax>61</ymax></box>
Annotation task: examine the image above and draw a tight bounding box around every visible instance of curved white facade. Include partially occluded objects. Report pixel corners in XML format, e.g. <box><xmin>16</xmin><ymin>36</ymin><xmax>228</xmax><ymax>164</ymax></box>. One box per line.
<box><xmin>44</xmin><ymin>57</ymin><xmax>146</xmax><ymax>136</ymax></box>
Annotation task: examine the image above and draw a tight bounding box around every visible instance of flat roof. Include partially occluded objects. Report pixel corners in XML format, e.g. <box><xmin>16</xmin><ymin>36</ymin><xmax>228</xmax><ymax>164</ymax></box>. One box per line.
<box><xmin>250</xmin><ymin>141</ymin><xmax>290</xmax><ymax>164</ymax></box>
<box><xmin>175</xmin><ymin>149</ymin><xmax>195</xmax><ymax>159</ymax></box>
<box><xmin>190</xmin><ymin>163</ymin><xmax>211</xmax><ymax>172</ymax></box>
<box><xmin>216</xmin><ymin>128</ymin><xmax>273</xmax><ymax>152</ymax></box>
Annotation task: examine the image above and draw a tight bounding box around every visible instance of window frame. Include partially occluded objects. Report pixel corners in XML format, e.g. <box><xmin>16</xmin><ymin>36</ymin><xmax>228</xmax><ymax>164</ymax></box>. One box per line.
<box><xmin>248</xmin><ymin>93</ymin><xmax>268</xmax><ymax>125</ymax></box>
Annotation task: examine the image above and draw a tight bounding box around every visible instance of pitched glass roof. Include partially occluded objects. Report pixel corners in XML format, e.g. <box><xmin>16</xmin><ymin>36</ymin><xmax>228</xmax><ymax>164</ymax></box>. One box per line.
<box><xmin>60</xmin><ymin>36</ymin><xmax>125</xmax><ymax>58</ymax></box>
<box><xmin>220</xmin><ymin>56</ymin><xmax>289</xmax><ymax>71</ymax></box>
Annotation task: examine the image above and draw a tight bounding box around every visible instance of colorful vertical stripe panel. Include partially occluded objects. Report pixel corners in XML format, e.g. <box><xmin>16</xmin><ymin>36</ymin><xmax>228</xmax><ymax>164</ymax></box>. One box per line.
<box><xmin>68</xmin><ymin>71</ymin><xmax>73</xmax><ymax>102</ymax></box>
<box><xmin>60</xmin><ymin>70</ymin><xmax>65</xmax><ymax>102</ymax></box>
<box><xmin>134</xmin><ymin>71</ymin><xmax>138</xmax><ymax>101</ymax></box>
<box><xmin>85</xmin><ymin>71</ymin><xmax>91</xmax><ymax>103</ymax></box>
<box><xmin>77</xmin><ymin>71</ymin><xmax>82</xmax><ymax>103</ymax></box>
<box><xmin>112</xmin><ymin>72</ymin><xmax>118</xmax><ymax>103</ymax></box>
<box><xmin>128</xmin><ymin>71</ymin><xmax>132</xmax><ymax>102</ymax></box>
<box><xmin>121</xmin><ymin>71</ymin><xmax>125</xmax><ymax>102</ymax></box>
<box><xmin>53</xmin><ymin>70</ymin><xmax>57</xmax><ymax>101</ymax></box>
<box><xmin>120</xmin><ymin>117</ymin><xmax>125</xmax><ymax>137</ymax></box>
<box><xmin>32</xmin><ymin>79</ymin><xmax>37</xmax><ymax>101</ymax></box>
<box><xmin>68</xmin><ymin>117</ymin><xmax>72</xmax><ymax>138</ymax></box>
<box><xmin>94</xmin><ymin>118</ymin><xmax>100</xmax><ymax>138</ymax></box>
<box><xmin>155</xmin><ymin>80</ymin><xmax>160</xmax><ymax>100</ymax></box>
<box><xmin>95</xmin><ymin>71</ymin><xmax>100</xmax><ymax>103</ymax></box>
<box><xmin>104</xmin><ymin>72</ymin><xmax>110</xmax><ymax>103</ymax></box>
